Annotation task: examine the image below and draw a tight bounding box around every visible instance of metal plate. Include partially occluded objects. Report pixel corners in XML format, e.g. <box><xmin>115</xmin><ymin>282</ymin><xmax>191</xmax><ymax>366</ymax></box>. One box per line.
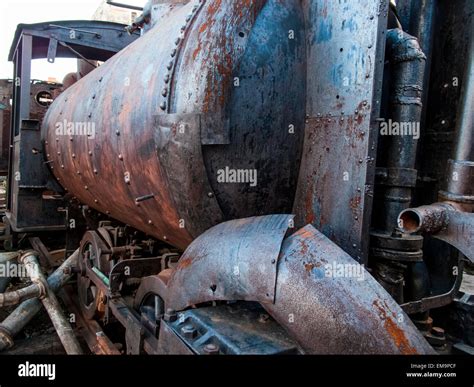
<box><xmin>264</xmin><ymin>225</ymin><xmax>435</xmax><ymax>354</ymax></box>
<box><xmin>293</xmin><ymin>0</ymin><xmax>389</xmax><ymax>262</ymax></box>
<box><xmin>166</xmin><ymin>215</ymin><xmax>294</xmax><ymax>309</ymax></box>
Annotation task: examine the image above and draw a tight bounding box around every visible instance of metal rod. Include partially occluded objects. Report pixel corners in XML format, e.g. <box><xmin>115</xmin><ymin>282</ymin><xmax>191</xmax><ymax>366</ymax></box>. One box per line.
<box><xmin>0</xmin><ymin>252</ymin><xmax>20</xmax><ymax>264</ymax></box>
<box><xmin>106</xmin><ymin>0</ymin><xmax>143</xmax><ymax>11</ymax></box>
<box><xmin>18</xmin><ymin>251</ymin><xmax>83</xmax><ymax>355</ymax></box>
<box><xmin>0</xmin><ymin>283</ymin><xmax>43</xmax><ymax>308</ymax></box>
<box><xmin>0</xmin><ymin>249</ymin><xmax>79</xmax><ymax>352</ymax></box>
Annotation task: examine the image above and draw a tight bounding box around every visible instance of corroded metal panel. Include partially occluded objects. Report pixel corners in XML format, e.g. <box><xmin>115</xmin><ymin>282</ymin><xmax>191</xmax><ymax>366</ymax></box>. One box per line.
<box><xmin>294</xmin><ymin>0</ymin><xmax>389</xmax><ymax>262</ymax></box>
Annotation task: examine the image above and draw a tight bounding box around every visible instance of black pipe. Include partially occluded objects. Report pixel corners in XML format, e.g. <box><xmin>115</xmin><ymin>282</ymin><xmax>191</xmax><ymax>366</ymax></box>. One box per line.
<box><xmin>382</xmin><ymin>29</ymin><xmax>427</xmax><ymax>231</ymax></box>
<box><xmin>453</xmin><ymin>32</ymin><xmax>474</xmax><ymax>162</ymax></box>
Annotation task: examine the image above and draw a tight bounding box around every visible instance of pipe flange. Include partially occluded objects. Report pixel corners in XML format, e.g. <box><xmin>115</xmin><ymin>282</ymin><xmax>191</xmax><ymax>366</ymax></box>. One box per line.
<box><xmin>370</xmin><ymin>247</ymin><xmax>424</xmax><ymax>263</ymax></box>
<box><xmin>32</xmin><ymin>279</ymin><xmax>48</xmax><ymax>300</ymax></box>
<box><xmin>18</xmin><ymin>250</ymin><xmax>38</xmax><ymax>266</ymax></box>
<box><xmin>0</xmin><ymin>326</ymin><xmax>14</xmax><ymax>350</ymax></box>
<box><xmin>370</xmin><ymin>231</ymin><xmax>423</xmax><ymax>252</ymax></box>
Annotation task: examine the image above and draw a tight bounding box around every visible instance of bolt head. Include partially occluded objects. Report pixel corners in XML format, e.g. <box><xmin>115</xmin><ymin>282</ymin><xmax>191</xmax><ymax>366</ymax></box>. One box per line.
<box><xmin>203</xmin><ymin>343</ymin><xmax>219</xmax><ymax>355</ymax></box>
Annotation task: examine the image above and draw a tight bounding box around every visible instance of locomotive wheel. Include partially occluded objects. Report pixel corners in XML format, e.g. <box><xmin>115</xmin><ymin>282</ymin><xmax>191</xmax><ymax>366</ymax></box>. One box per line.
<box><xmin>78</xmin><ymin>231</ymin><xmax>112</xmax><ymax>320</ymax></box>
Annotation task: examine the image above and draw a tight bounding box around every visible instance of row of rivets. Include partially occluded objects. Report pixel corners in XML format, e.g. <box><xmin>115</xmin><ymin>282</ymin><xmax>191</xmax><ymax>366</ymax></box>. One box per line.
<box><xmin>159</xmin><ymin>0</ymin><xmax>205</xmax><ymax>112</ymax></box>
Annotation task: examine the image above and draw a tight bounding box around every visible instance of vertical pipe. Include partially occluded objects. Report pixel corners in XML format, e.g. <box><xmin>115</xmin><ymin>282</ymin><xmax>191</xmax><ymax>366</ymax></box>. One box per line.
<box><xmin>382</xmin><ymin>29</ymin><xmax>426</xmax><ymax>231</ymax></box>
<box><xmin>454</xmin><ymin>33</ymin><xmax>474</xmax><ymax>162</ymax></box>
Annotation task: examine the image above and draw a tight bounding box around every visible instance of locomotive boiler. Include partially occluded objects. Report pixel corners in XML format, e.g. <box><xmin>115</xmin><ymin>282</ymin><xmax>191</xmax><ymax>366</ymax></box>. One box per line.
<box><xmin>0</xmin><ymin>0</ymin><xmax>473</xmax><ymax>356</ymax></box>
<box><xmin>42</xmin><ymin>0</ymin><xmax>306</xmax><ymax>250</ymax></box>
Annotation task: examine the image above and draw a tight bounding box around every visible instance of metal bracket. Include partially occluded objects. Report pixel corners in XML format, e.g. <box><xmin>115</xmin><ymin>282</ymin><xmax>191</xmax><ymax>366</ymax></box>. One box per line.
<box><xmin>47</xmin><ymin>38</ymin><xmax>58</xmax><ymax>63</ymax></box>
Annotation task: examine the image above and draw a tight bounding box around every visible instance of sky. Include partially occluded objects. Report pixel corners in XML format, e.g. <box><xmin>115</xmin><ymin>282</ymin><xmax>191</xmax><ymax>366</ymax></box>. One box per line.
<box><xmin>0</xmin><ymin>0</ymin><xmax>144</xmax><ymax>82</ymax></box>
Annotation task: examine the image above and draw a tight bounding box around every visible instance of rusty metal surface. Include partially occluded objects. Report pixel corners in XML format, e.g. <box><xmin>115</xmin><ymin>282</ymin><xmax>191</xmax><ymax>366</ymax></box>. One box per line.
<box><xmin>165</xmin><ymin>215</ymin><xmax>433</xmax><ymax>354</ymax></box>
<box><xmin>60</xmin><ymin>286</ymin><xmax>120</xmax><ymax>355</ymax></box>
<box><xmin>266</xmin><ymin>225</ymin><xmax>434</xmax><ymax>354</ymax></box>
<box><xmin>163</xmin><ymin>303</ymin><xmax>300</xmax><ymax>355</ymax></box>
<box><xmin>401</xmin><ymin>204</ymin><xmax>474</xmax><ymax>264</ymax></box>
<box><xmin>0</xmin><ymin>80</ymin><xmax>13</xmax><ymax>174</ymax></box>
<box><xmin>0</xmin><ymin>249</ymin><xmax>78</xmax><ymax>351</ymax></box>
<box><xmin>440</xmin><ymin>160</ymin><xmax>474</xmax><ymax>204</ymax></box>
<box><xmin>293</xmin><ymin>0</ymin><xmax>389</xmax><ymax>263</ymax></box>
<box><xmin>43</xmin><ymin>0</ymin><xmax>305</xmax><ymax>250</ymax></box>
<box><xmin>434</xmin><ymin>211</ymin><xmax>474</xmax><ymax>263</ymax></box>
<box><xmin>167</xmin><ymin>215</ymin><xmax>294</xmax><ymax>309</ymax></box>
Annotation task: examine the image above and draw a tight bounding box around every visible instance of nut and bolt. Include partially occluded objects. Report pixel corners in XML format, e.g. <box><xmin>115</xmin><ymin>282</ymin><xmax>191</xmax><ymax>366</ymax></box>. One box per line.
<box><xmin>180</xmin><ymin>324</ymin><xmax>197</xmax><ymax>340</ymax></box>
<box><xmin>203</xmin><ymin>343</ymin><xmax>220</xmax><ymax>355</ymax></box>
<box><xmin>163</xmin><ymin>308</ymin><xmax>177</xmax><ymax>322</ymax></box>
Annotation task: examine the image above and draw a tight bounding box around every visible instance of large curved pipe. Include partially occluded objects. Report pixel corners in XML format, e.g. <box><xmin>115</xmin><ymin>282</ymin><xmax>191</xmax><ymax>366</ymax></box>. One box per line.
<box><xmin>166</xmin><ymin>216</ymin><xmax>434</xmax><ymax>354</ymax></box>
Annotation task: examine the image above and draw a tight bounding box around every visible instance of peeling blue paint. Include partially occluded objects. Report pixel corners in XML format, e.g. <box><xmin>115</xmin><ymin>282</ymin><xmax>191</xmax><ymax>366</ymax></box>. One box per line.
<box><xmin>317</xmin><ymin>19</ymin><xmax>333</xmax><ymax>43</ymax></box>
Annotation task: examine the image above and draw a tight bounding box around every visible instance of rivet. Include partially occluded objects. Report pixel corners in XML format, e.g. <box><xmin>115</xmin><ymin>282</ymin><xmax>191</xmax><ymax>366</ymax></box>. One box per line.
<box><xmin>119</xmin><ymin>154</ymin><xmax>123</xmax><ymax>160</ymax></box>
<box><xmin>160</xmin><ymin>101</ymin><xmax>167</xmax><ymax>111</ymax></box>
<box><xmin>162</xmin><ymin>89</ymin><xmax>168</xmax><ymax>97</ymax></box>
<box><xmin>167</xmin><ymin>61</ymin><xmax>173</xmax><ymax>70</ymax></box>
<box><xmin>170</xmin><ymin>49</ymin><xmax>177</xmax><ymax>57</ymax></box>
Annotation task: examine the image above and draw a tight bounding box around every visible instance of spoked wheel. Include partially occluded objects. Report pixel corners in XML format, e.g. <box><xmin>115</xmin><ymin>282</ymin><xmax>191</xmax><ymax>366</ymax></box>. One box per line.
<box><xmin>78</xmin><ymin>231</ymin><xmax>112</xmax><ymax>320</ymax></box>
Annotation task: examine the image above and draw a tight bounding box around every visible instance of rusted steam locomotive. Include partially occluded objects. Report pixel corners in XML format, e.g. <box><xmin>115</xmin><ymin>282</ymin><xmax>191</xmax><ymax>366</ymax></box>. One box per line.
<box><xmin>0</xmin><ymin>0</ymin><xmax>472</xmax><ymax>355</ymax></box>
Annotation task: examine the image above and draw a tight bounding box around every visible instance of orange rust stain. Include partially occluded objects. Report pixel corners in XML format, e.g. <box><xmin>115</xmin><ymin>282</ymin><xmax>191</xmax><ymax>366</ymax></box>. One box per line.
<box><xmin>305</xmin><ymin>182</ymin><xmax>316</xmax><ymax>225</ymax></box>
<box><xmin>304</xmin><ymin>262</ymin><xmax>322</xmax><ymax>273</ymax></box>
<box><xmin>177</xmin><ymin>257</ymin><xmax>193</xmax><ymax>270</ymax></box>
<box><xmin>350</xmin><ymin>196</ymin><xmax>362</xmax><ymax>212</ymax></box>
<box><xmin>373</xmin><ymin>300</ymin><xmax>418</xmax><ymax>354</ymax></box>
<box><xmin>298</xmin><ymin>236</ymin><xmax>312</xmax><ymax>256</ymax></box>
